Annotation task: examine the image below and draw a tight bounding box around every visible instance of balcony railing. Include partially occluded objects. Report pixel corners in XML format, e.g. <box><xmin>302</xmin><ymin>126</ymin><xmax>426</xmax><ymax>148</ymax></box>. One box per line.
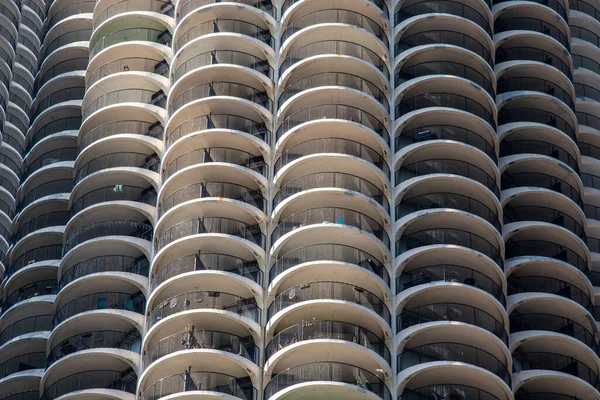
<box><xmin>46</xmin><ymin>330</ymin><xmax>141</xmax><ymax>367</ymax></box>
<box><xmin>279</xmin><ymin>71</ymin><xmax>389</xmax><ymax>110</ymax></box>
<box><xmin>509</xmin><ymin>276</ymin><xmax>593</xmax><ymax>311</ymax></box>
<box><xmin>269</xmin><ymin>243</ymin><xmax>389</xmax><ymax>285</ymax></box>
<box><xmin>172</xmin><ymin>49</ymin><xmax>273</xmax><ymax>82</ymax></box>
<box><xmin>178</xmin><ymin>0</ymin><xmax>275</xmax><ymax>19</ymax></box>
<box><xmin>26</xmin><ymin>116</ymin><xmax>82</xmax><ymax>153</ymax></box>
<box><xmin>501</xmin><ymin>172</ymin><xmax>583</xmax><ymax>208</ymax></box>
<box><xmin>154</xmin><ymin>217</ymin><xmax>265</xmax><ymax>251</ymax></box>
<box><xmin>498</xmin><ymin>76</ymin><xmax>574</xmax><ymax>110</ymax></box>
<box><xmin>267</xmin><ymin>281</ymin><xmax>391</xmax><ymax>324</ymax></box>
<box><xmin>3</xmin><ymin>279</ymin><xmax>57</xmax><ymax>310</ymax></box>
<box><xmin>31</xmin><ymin>86</ymin><xmax>85</xmax><ymax>119</ymax></box>
<box><xmin>264</xmin><ymin>361</ymin><xmax>391</xmax><ymax>400</ymax></box>
<box><xmin>0</xmin><ymin>391</ymin><xmax>39</xmax><ymax>400</ymax></box>
<box><xmin>166</xmin><ymin>113</ymin><xmax>269</xmax><ymax>149</ymax></box>
<box><xmin>500</xmin><ymin>139</ymin><xmax>578</xmax><ymax>172</ymax></box>
<box><xmin>53</xmin><ymin>292</ymin><xmax>145</xmax><ymax>327</ymax></box>
<box><xmin>510</xmin><ymin>313</ymin><xmax>597</xmax><ymax>351</ymax></box>
<box><xmin>513</xmin><ymin>352</ymin><xmax>599</xmax><ymax>388</ymax></box>
<box><xmin>271</xmin><ymin>207</ymin><xmax>390</xmax><ymax>248</ymax></box>
<box><xmin>41</xmin><ymin>370</ymin><xmax>136</xmax><ymax>400</ymax></box>
<box><xmin>266</xmin><ymin>320</ymin><xmax>391</xmax><ymax>364</ymax></box>
<box><xmin>396</xmin><ymin>158</ymin><xmax>500</xmax><ymax>198</ymax></box>
<box><xmin>399</xmin><ymin>385</ymin><xmax>502</xmax><ymax>400</ymax></box>
<box><xmin>505</xmin><ymin>239</ymin><xmax>588</xmax><ymax>274</ymax></box>
<box><xmin>504</xmin><ymin>205</ymin><xmax>585</xmax><ymax>240</ymax></box>
<box><xmin>87</xmin><ymin>57</ymin><xmax>169</xmax><ymax>87</ymax></box>
<box><xmin>7</xmin><ymin>244</ymin><xmax>62</xmax><ymax>279</ymax></box>
<box><xmin>581</xmin><ymin>173</ymin><xmax>600</xmax><ymax>192</ymax></box>
<box><xmin>146</xmin><ymin>291</ymin><xmax>260</xmax><ymax>328</ymax></box>
<box><xmin>74</xmin><ymin>152</ymin><xmax>160</xmax><ymax>184</ymax></box>
<box><xmin>95</xmin><ymin>0</ymin><xmax>171</xmax><ymax>28</ymax></box>
<box><xmin>47</xmin><ymin>0</ymin><xmax>95</xmax><ymax>28</ymax></box>
<box><xmin>143</xmin><ymin>329</ymin><xmax>259</xmax><ymax>368</ymax></box>
<box><xmin>79</xmin><ymin>120</ymin><xmax>163</xmax><ymax>151</ymax></box>
<box><xmin>150</xmin><ymin>253</ymin><xmax>261</xmax><ymax>291</ymax></box>
<box><xmin>274</xmin><ymin>137</ymin><xmax>390</xmax><ymax>178</ymax></box>
<box><xmin>397</xmin><ymin>192</ymin><xmax>501</xmax><ymax>231</ymax></box>
<box><xmin>280</xmin><ymin>40</ymin><xmax>390</xmax><ymax>79</ymax></box>
<box><xmin>282</xmin><ymin>9</ymin><xmax>388</xmax><ymax>46</ymax></box>
<box><xmin>499</xmin><ymin>108</ymin><xmax>575</xmax><ymax>141</ymax></box>
<box><xmin>580</xmin><ymin>139</ymin><xmax>600</xmax><ymax>162</ymax></box>
<box><xmin>282</xmin><ymin>0</ymin><xmax>388</xmax><ymax>16</ymax></box>
<box><xmin>70</xmin><ymin>185</ymin><xmax>157</xmax><ymax>217</ymax></box>
<box><xmin>397</xmin><ymin>302</ymin><xmax>509</xmax><ymax>344</ymax></box>
<box><xmin>82</xmin><ymin>88</ymin><xmax>166</xmax><ymax>119</ymax></box>
<box><xmin>275</xmin><ymin>104</ymin><xmax>390</xmax><ymax>145</ymax></box>
<box><xmin>59</xmin><ymin>255</ymin><xmax>149</xmax><ymax>289</ymax></box>
<box><xmin>42</xmin><ymin>29</ymin><xmax>92</xmax><ymax>59</ymax></box>
<box><xmin>175</xmin><ymin>19</ymin><xmax>273</xmax><ymax>52</ymax></box>
<box><xmin>158</xmin><ymin>181</ymin><xmax>265</xmax><ymax>217</ymax></box>
<box><xmin>21</xmin><ymin>147</ymin><xmax>77</xmax><ymax>182</ymax></box>
<box><xmin>586</xmin><ymin>203</ymin><xmax>600</xmax><ymax>222</ymax></box>
<box><xmin>169</xmin><ymin>81</ymin><xmax>272</xmax><ymax>114</ymax></box>
<box><xmin>63</xmin><ymin>220</ymin><xmax>153</xmax><ymax>255</ymax></box>
<box><xmin>162</xmin><ymin>147</ymin><xmax>266</xmax><ymax>179</ymax></box>
<box><xmin>496</xmin><ymin>17</ymin><xmax>569</xmax><ymax>49</ymax></box>
<box><xmin>395</xmin><ymin>30</ymin><xmax>493</xmax><ymax>66</ymax></box>
<box><xmin>0</xmin><ymin>315</ymin><xmax>52</xmax><ymax>345</ymax></box>
<box><xmin>496</xmin><ymin>46</ymin><xmax>572</xmax><ymax>79</ymax></box>
<box><xmin>515</xmin><ymin>394</ymin><xmax>578</xmax><ymax>400</ymax></box>
<box><xmin>17</xmin><ymin>179</ymin><xmax>73</xmax><ymax>213</ymax></box>
<box><xmin>140</xmin><ymin>372</ymin><xmax>256</xmax><ymax>400</ymax></box>
<box><xmin>0</xmin><ymin>352</ymin><xmax>45</xmax><ymax>379</ymax></box>
<box><xmin>399</xmin><ymin>342</ymin><xmax>511</xmax><ymax>386</ymax></box>
<box><xmin>273</xmin><ymin>172</ymin><xmax>390</xmax><ymax>212</ymax></box>
<box><xmin>570</xmin><ymin>0</ymin><xmax>600</xmax><ymax>19</ymax></box>
<box><xmin>90</xmin><ymin>28</ymin><xmax>171</xmax><ymax>58</ymax></box>
<box><xmin>398</xmin><ymin>264</ymin><xmax>505</xmax><ymax>304</ymax></box>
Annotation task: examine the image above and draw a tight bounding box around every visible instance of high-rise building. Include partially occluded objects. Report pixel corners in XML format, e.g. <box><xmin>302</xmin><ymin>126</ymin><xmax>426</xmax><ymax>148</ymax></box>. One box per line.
<box><xmin>0</xmin><ymin>0</ymin><xmax>598</xmax><ymax>399</ymax></box>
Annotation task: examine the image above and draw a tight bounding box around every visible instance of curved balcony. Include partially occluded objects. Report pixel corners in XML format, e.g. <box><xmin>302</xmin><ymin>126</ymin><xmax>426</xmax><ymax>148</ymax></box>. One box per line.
<box><xmin>497</xmin><ymin>76</ymin><xmax>574</xmax><ymax>111</ymax></box>
<box><xmin>269</xmin><ymin>243</ymin><xmax>389</xmax><ymax>286</ymax></box>
<box><xmin>573</xmin><ymin>53</ymin><xmax>600</xmax><ymax>75</ymax></box>
<box><xmin>509</xmin><ymin>276</ymin><xmax>593</xmax><ymax>311</ymax></box>
<box><xmin>70</xmin><ymin>185</ymin><xmax>157</xmax><ymax>217</ymax></box>
<box><xmin>31</xmin><ymin>86</ymin><xmax>85</xmax><ymax>121</ymax></box>
<box><xmin>397</xmin><ymin>264</ymin><xmax>505</xmax><ymax>305</ymax></box>
<box><xmin>274</xmin><ymin>137</ymin><xmax>390</xmax><ymax>178</ymax></box>
<box><xmin>500</xmin><ymin>140</ymin><xmax>578</xmax><ymax>172</ymax></box>
<box><xmin>267</xmin><ymin>281</ymin><xmax>391</xmax><ymax>324</ymax></box>
<box><xmin>264</xmin><ymin>361</ymin><xmax>391</xmax><ymax>400</ymax></box>
<box><xmin>578</xmin><ymin>112</ymin><xmax>600</xmax><ymax>132</ymax></box>
<box><xmin>276</xmin><ymin>104</ymin><xmax>390</xmax><ymax>145</ymax></box>
<box><xmin>82</xmin><ymin>88</ymin><xmax>166</xmax><ymax>120</ymax></box>
<box><xmin>498</xmin><ymin>108</ymin><xmax>576</xmax><ymax>141</ymax></box>
<box><xmin>397</xmin><ymin>192</ymin><xmax>501</xmax><ymax>231</ymax></box>
<box><xmin>163</xmin><ymin>147</ymin><xmax>266</xmax><ymax>180</ymax></box>
<box><xmin>397</xmin><ymin>302</ymin><xmax>509</xmax><ymax>344</ymax></box>
<box><xmin>266</xmin><ymin>320</ymin><xmax>389</xmax><ymax>363</ymax></box>
<box><xmin>281</xmin><ymin>8</ymin><xmax>388</xmax><ymax>46</ymax></box>
<box><xmin>510</xmin><ymin>313</ymin><xmax>597</xmax><ymax>351</ymax></box>
<box><xmin>175</xmin><ymin>19</ymin><xmax>273</xmax><ymax>52</ymax></box>
<box><xmin>155</xmin><ymin>217</ymin><xmax>265</xmax><ymax>252</ymax></box>
<box><xmin>0</xmin><ymin>352</ymin><xmax>45</xmax><ymax>379</ymax></box>
<box><xmin>0</xmin><ymin>176</ymin><xmax>18</xmax><ymax>199</ymax></box>
<box><xmin>495</xmin><ymin>17</ymin><xmax>569</xmax><ymax>50</ymax></box>
<box><xmin>513</xmin><ymin>352</ymin><xmax>599</xmax><ymax>388</ymax></box>
<box><xmin>396</xmin><ymin>92</ymin><xmax>495</xmax><ymax>129</ymax></box>
<box><xmin>398</xmin><ymin>342</ymin><xmax>511</xmax><ymax>386</ymax></box>
<box><xmin>399</xmin><ymin>385</ymin><xmax>503</xmax><ymax>400</ymax></box>
<box><xmin>53</xmin><ymin>291</ymin><xmax>145</xmax><ymax>327</ymax></box>
<box><xmin>504</xmin><ymin>205</ymin><xmax>585</xmax><ymax>240</ymax></box>
<box><xmin>3</xmin><ymin>279</ymin><xmax>57</xmax><ymax>310</ymax></box>
<box><xmin>170</xmin><ymin>81</ymin><xmax>272</xmax><ymax>114</ymax></box>
<box><xmin>26</xmin><ymin>116</ymin><xmax>81</xmax><ymax>153</ymax></box>
<box><xmin>63</xmin><ymin>220</ymin><xmax>153</xmax><ymax>255</ymax></box>
<box><xmin>146</xmin><ymin>290</ymin><xmax>260</xmax><ymax>329</ymax></box>
<box><xmin>7</xmin><ymin>244</ymin><xmax>62</xmax><ymax>279</ymax></box>
<box><xmin>59</xmin><ymin>255</ymin><xmax>149</xmax><ymax>289</ymax></box>
<box><xmin>396</xmin><ymin>159</ymin><xmax>500</xmax><ymax>198</ymax></box>
<box><xmin>17</xmin><ymin>179</ymin><xmax>73</xmax><ymax>214</ymax></box>
<box><xmin>178</xmin><ymin>0</ymin><xmax>275</xmax><ymax>20</ymax></box>
<box><xmin>394</xmin><ymin>0</ymin><xmax>491</xmax><ymax>36</ymax></box>
<box><xmin>279</xmin><ymin>40</ymin><xmax>390</xmax><ymax>79</ymax></box>
<box><xmin>42</xmin><ymin>29</ymin><xmax>92</xmax><ymax>60</ymax></box>
<box><xmin>281</xmin><ymin>0</ymin><xmax>388</xmax><ymax>16</ymax></box>
<box><xmin>79</xmin><ymin>120</ymin><xmax>163</xmax><ymax>151</ymax></box>
<box><xmin>140</xmin><ymin>371</ymin><xmax>256</xmax><ymax>400</ymax></box>
<box><xmin>587</xmin><ymin>237</ymin><xmax>600</xmax><ymax>253</ymax></box>
<box><xmin>585</xmin><ymin>203</ymin><xmax>600</xmax><ymax>221</ymax></box>
<box><xmin>279</xmin><ymin>72</ymin><xmax>389</xmax><ymax>111</ymax></box>
<box><xmin>575</xmin><ymin>82</ymin><xmax>600</xmax><ymax>103</ymax></box>
<box><xmin>166</xmin><ymin>113</ymin><xmax>268</xmax><ymax>149</ymax></box>
<box><xmin>396</xmin><ymin>61</ymin><xmax>495</xmax><ymax>98</ymax></box>
<box><xmin>143</xmin><ymin>329</ymin><xmax>259</xmax><ymax>368</ymax></box>
<box><xmin>395</xmin><ymin>30</ymin><xmax>493</xmax><ymax>66</ymax></box>
<box><xmin>95</xmin><ymin>0</ymin><xmax>172</xmax><ymax>28</ymax></box>
<box><xmin>273</xmin><ymin>172</ymin><xmax>389</xmax><ymax>212</ymax></box>
<box><xmin>150</xmin><ymin>253</ymin><xmax>261</xmax><ymax>291</ymax></box>
<box><xmin>41</xmin><ymin>370</ymin><xmax>136</xmax><ymax>400</ymax></box>
<box><xmin>158</xmin><ymin>181</ymin><xmax>266</xmax><ymax>217</ymax></box>
<box><xmin>21</xmin><ymin>148</ymin><xmax>77</xmax><ymax>183</ymax></box>
<box><xmin>496</xmin><ymin>47</ymin><xmax>572</xmax><ymax>79</ymax></box>
<box><xmin>12</xmin><ymin>212</ymin><xmax>69</xmax><ymax>244</ymax></box>
<box><xmin>505</xmin><ymin>240</ymin><xmax>588</xmax><ymax>274</ymax></box>
<box><xmin>0</xmin><ymin>314</ymin><xmax>52</xmax><ymax>345</ymax></box>
<box><xmin>271</xmin><ymin>207</ymin><xmax>390</xmax><ymax>248</ymax></box>
<box><xmin>572</xmin><ymin>25</ymin><xmax>600</xmax><ymax>49</ymax></box>
<box><xmin>74</xmin><ymin>152</ymin><xmax>160</xmax><ymax>184</ymax></box>
<box><xmin>501</xmin><ymin>172</ymin><xmax>583</xmax><ymax>208</ymax></box>
<box><xmin>90</xmin><ymin>28</ymin><xmax>172</xmax><ymax>59</ymax></box>
<box><xmin>47</xmin><ymin>0</ymin><xmax>95</xmax><ymax>29</ymax></box>
<box><xmin>87</xmin><ymin>57</ymin><xmax>169</xmax><ymax>88</ymax></box>
<box><xmin>172</xmin><ymin>49</ymin><xmax>273</xmax><ymax>82</ymax></box>
<box><xmin>0</xmin><ymin>391</ymin><xmax>39</xmax><ymax>400</ymax></box>
<box><xmin>46</xmin><ymin>330</ymin><xmax>141</xmax><ymax>367</ymax></box>
<box><xmin>581</xmin><ymin>173</ymin><xmax>600</xmax><ymax>191</ymax></box>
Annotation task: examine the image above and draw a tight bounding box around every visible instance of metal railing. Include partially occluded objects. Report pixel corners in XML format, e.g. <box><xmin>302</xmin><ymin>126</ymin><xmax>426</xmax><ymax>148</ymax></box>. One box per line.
<box><xmin>90</xmin><ymin>28</ymin><xmax>171</xmax><ymax>58</ymax></box>
<box><xmin>26</xmin><ymin>116</ymin><xmax>81</xmax><ymax>153</ymax></box>
<box><xmin>501</xmin><ymin>172</ymin><xmax>583</xmax><ymax>208</ymax></box>
<box><xmin>504</xmin><ymin>205</ymin><xmax>586</xmax><ymax>240</ymax></box>
<box><xmin>42</xmin><ymin>29</ymin><xmax>92</xmax><ymax>59</ymax></box>
<box><xmin>499</xmin><ymin>107</ymin><xmax>575</xmax><ymax>140</ymax></box>
<box><xmin>150</xmin><ymin>253</ymin><xmax>262</xmax><ymax>291</ymax></box>
<box><xmin>271</xmin><ymin>207</ymin><xmax>390</xmax><ymax>248</ymax></box>
<box><xmin>584</xmin><ymin>203</ymin><xmax>600</xmax><ymax>221</ymax></box>
<box><xmin>70</xmin><ymin>185</ymin><xmax>156</xmax><ymax>217</ymax></box>
<box><xmin>282</xmin><ymin>0</ymin><xmax>388</xmax><ymax>16</ymax></box>
<box><xmin>575</xmin><ymin>82</ymin><xmax>600</xmax><ymax>103</ymax></box>
<box><xmin>264</xmin><ymin>361</ymin><xmax>391</xmax><ymax>400</ymax></box>
<box><xmin>0</xmin><ymin>352</ymin><xmax>45</xmax><ymax>379</ymax></box>
<box><xmin>496</xmin><ymin>46</ymin><xmax>572</xmax><ymax>79</ymax></box>
<box><xmin>12</xmin><ymin>211</ymin><xmax>69</xmax><ymax>244</ymax></box>
<box><xmin>146</xmin><ymin>290</ymin><xmax>260</xmax><ymax>328</ymax></box>
<box><xmin>398</xmin><ymin>264</ymin><xmax>505</xmax><ymax>304</ymax></box>
<box><xmin>496</xmin><ymin>17</ymin><xmax>569</xmax><ymax>49</ymax></box>
<box><xmin>178</xmin><ymin>0</ymin><xmax>275</xmax><ymax>19</ymax></box>
<box><xmin>82</xmin><ymin>88</ymin><xmax>164</xmax><ymax>119</ymax></box>
<box><xmin>509</xmin><ymin>276</ymin><xmax>592</xmax><ymax>311</ymax></box>
<box><xmin>95</xmin><ymin>0</ymin><xmax>170</xmax><ymax>28</ymax></box>
<box><xmin>158</xmin><ymin>181</ymin><xmax>265</xmax><ymax>217</ymax></box>
<box><xmin>175</xmin><ymin>19</ymin><xmax>273</xmax><ymax>52</ymax></box>
<box><xmin>267</xmin><ymin>281</ymin><xmax>391</xmax><ymax>324</ymax></box>
<box><xmin>154</xmin><ymin>217</ymin><xmax>265</xmax><ymax>251</ymax></box>
<box><xmin>59</xmin><ymin>255</ymin><xmax>149</xmax><ymax>289</ymax></box>
<box><xmin>17</xmin><ymin>179</ymin><xmax>73</xmax><ymax>213</ymax></box>
<box><xmin>581</xmin><ymin>173</ymin><xmax>600</xmax><ymax>191</ymax></box>
<box><xmin>79</xmin><ymin>120</ymin><xmax>163</xmax><ymax>151</ymax></box>
<box><xmin>500</xmin><ymin>139</ymin><xmax>578</xmax><ymax>172</ymax></box>
<box><xmin>578</xmin><ymin>111</ymin><xmax>600</xmax><ymax>132</ymax></box>
<box><xmin>505</xmin><ymin>239</ymin><xmax>588</xmax><ymax>274</ymax></box>
<box><xmin>53</xmin><ymin>292</ymin><xmax>145</xmax><ymax>327</ymax></box>
<box><xmin>498</xmin><ymin>76</ymin><xmax>574</xmax><ymax>110</ymax></box>
<box><xmin>47</xmin><ymin>0</ymin><xmax>95</xmax><ymax>28</ymax></box>
<box><xmin>63</xmin><ymin>220</ymin><xmax>153</xmax><ymax>255</ymax></box>
<box><xmin>0</xmin><ymin>391</ymin><xmax>39</xmax><ymax>400</ymax></box>
<box><xmin>399</xmin><ymin>385</ymin><xmax>502</xmax><ymax>400</ymax></box>
<box><xmin>0</xmin><ymin>315</ymin><xmax>52</xmax><ymax>345</ymax></box>
<box><xmin>21</xmin><ymin>147</ymin><xmax>77</xmax><ymax>182</ymax></box>
<box><xmin>7</xmin><ymin>244</ymin><xmax>62</xmax><ymax>279</ymax></box>
<box><xmin>510</xmin><ymin>313</ymin><xmax>597</xmax><ymax>351</ymax></box>
<box><xmin>35</xmin><ymin>58</ymin><xmax>88</xmax><ymax>93</ymax></box>
<box><xmin>41</xmin><ymin>370</ymin><xmax>136</xmax><ymax>400</ymax></box>
<box><xmin>87</xmin><ymin>57</ymin><xmax>168</xmax><ymax>87</ymax></box>
<box><xmin>513</xmin><ymin>351</ymin><xmax>599</xmax><ymax>388</ymax></box>
<box><xmin>74</xmin><ymin>152</ymin><xmax>160</xmax><ymax>184</ymax></box>
<box><xmin>570</xmin><ymin>0</ymin><xmax>600</xmax><ymax>19</ymax></box>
